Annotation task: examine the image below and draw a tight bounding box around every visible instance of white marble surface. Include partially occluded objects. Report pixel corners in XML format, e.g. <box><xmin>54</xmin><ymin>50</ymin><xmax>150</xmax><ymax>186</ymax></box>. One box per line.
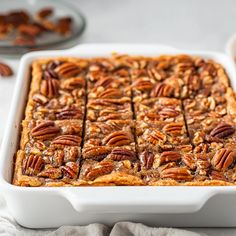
<box><xmin>1</xmin><ymin>0</ymin><xmax>236</xmax><ymax>235</ymax></box>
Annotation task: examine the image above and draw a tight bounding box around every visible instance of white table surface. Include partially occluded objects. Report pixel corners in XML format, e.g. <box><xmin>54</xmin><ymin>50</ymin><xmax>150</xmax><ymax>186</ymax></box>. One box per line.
<box><xmin>1</xmin><ymin>0</ymin><xmax>236</xmax><ymax>235</ymax></box>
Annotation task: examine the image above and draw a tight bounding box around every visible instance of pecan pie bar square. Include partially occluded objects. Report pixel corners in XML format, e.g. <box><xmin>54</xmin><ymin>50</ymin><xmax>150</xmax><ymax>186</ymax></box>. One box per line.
<box><xmin>136</xmin><ymin>121</ymin><xmax>190</xmax><ymax>153</ymax></box>
<box><xmin>78</xmin><ymin>158</ymin><xmax>143</xmax><ymax>185</ymax></box>
<box><xmin>134</xmin><ymin>97</ymin><xmax>184</xmax><ymax>123</ymax></box>
<box><xmin>86</xmin><ymin>98</ymin><xmax>133</xmax><ymax>122</ymax></box>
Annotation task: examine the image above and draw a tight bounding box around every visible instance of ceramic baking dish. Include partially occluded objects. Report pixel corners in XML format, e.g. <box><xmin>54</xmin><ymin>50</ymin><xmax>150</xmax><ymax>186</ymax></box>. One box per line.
<box><xmin>1</xmin><ymin>44</ymin><xmax>236</xmax><ymax>228</ymax></box>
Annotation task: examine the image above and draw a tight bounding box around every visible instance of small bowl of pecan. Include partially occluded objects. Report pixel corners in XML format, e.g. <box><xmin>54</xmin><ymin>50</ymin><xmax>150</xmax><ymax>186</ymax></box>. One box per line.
<box><xmin>0</xmin><ymin>0</ymin><xmax>86</xmax><ymax>54</ymax></box>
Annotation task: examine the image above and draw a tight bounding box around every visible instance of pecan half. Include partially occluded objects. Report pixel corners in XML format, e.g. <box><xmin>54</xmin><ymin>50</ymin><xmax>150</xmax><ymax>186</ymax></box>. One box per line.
<box><xmin>210</xmin><ymin>123</ymin><xmax>235</xmax><ymax>139</ymax></box>
<box><xmin>161</xmin><ymin>167</ymin><xmax>193</xmax><ymax>181</ymax></box>
<box><xmin>40</xmin><ymin>78</ymin><xmax>60</xmax><ymax>98</ymax></box>
<box><xmin>56</xmin><ymin>107</ymin><xmax>83</xmax><ymax>120</ymax></box>
<box><xmin>37</xmin><ymin>7</ymin><xmax>53</xmax><ymax>19</ymax></box>
<box><xmin>98</xmin><ymin>88</ymin><xmax>123</xmax><ymax>98</ymax></box>
<box><xmin>94</xmin><ymin>76</ymin><xmax>114</xmax><ymax>88</ymax></box>
<box><xmin>55</xmin><ymin>62</ymin><xmax>80</xmax><ymax>78</ymax></box>
<box><xmin>139</xmin><ymin>150</ymin><xmax>154</xmax><ymax>169</ymax></box>
<box><xmin>84</xmin><ymin>161</ymin><xmax>114</xmax><ymax>181</ymax></box>
<box><xmin>132</xmin><ymin>78</ymin><xmax>154</xmax><ymax>91</ymax></box>
<box><xmin>61</xmin><ymin>162</ymin><xmax>79</xmax><ymax>179</ymax></box>
<box><xmin>210</xmin><ymin>170</ymin><xmax>226</xmax><ymax>181</ymax></box>
<box><xmin>62</xmin><ymin>77</ymin><xmax>85</xmax><ymax>90</ymax></box>
<box><xmin>159</xmin><ymin>107</ymin><xmax>180</xmax><ymax>118</ymax></box>
<box><xmin>163</xmin><ymin>122</ymin><xmax>183</xmax><ymax>136</ymax></box>
<box><xmin>182</xmin><ymin>154</ymin><xmax>196</xmax><ymax>170</ymax></box>
<box><xmin>31</xmin><ymin>121</ymin><xmax>60</xmax><ymax>140</ymax></box>
<box><xmin>150</xmin><ymin>83</ymin><xmax>173</xmax><ymax>97</ymax></box>
<box><xmin>18</xmin><ymin>24</ymin><xmax>42</xmax><ymax>37</ymax></box>
<box><xmin>0</xmin><ymin>62</ymin><xmax>13</xmax><ymax>77</ymax></box>
<box><xmin>23</xmin><ymin>154</ymin><xmax>44</xmax><ymax>176</ymax></box>
<box><xmin>38</xmin><ymin>167</ymin><xmax>62</xmax><ymax>179</ymax></box>
<box><xmin>109</xmin><ymin>148</ymin><xmax>136</xmax><ymax>161</ymax></box>
<box><xmin>57</xmin><ymin>17</ymin><xmax>72</xmax><ymax>35</ymax></box>
<box><xmin>32</xmin><ymin>93</ymin><xmax>48</xmax><ymax>105</ymax></box>
<box><xmin>147</xmin><ymin>130</ymin><xmax>166</xmax><ymax>145</ymax></box>
<box><xmin>159</xmin><ymin>151</ymin><xmax>181</xmax><ymax>165</ymax></box>
<box><xmin>103</xmin><ymin>131</ymin><xmax>131</xmax><ymax>146</ymax></box>
<box><xmin>211</xmin><ymin>148</ymin><xmax>235</xmax><ymax>171</ymax></box>
<box><xmin>83</xmin><ymin>146</ymin><xmax>112</xmax><ymax>159</ymax></box>
<box><xmin>51</xmin><ymin>135</ymin><xmax>81</xmax><ymax>146</ymax></box>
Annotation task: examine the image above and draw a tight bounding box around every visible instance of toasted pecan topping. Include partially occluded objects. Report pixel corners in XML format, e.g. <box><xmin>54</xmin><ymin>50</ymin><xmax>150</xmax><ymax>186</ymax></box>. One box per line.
<box><xmin>52</xmin><ymin>135</ymin><xmax>81</xmax><ymax>146</ymax></box>
<box><xmin>182</xmin><ymin>154</ymin><xmax>196</xmax><ymax>170</ymax></box>
<box><xmin>83</xmin><ymin>161</ymin><xmax>114</xmax><ymax>181</ymax></box>
<box><xmin>95</xmin><ymin>76</ymin><xmax>114</xmax><ymax>88</ymax></box>
<box><xmin>55</xmin><ymin>62</ymin><xmax>80</xmax><ymax>78</ymax></box>
<box><xmin>139</xmin><ymin>150</ymin><xmax>154</xmax><ymax>169</ymax></box>
<box><xmin>211</xmin><ymin>148</ymin><xmax>235</xmax><ymax>171</ymax></box>
<box><xmin>159</xmin><ymin>107</ymin><xmax>180</xmax><ymax>118</ymax></box>
<box><xmin>23</xmin><ymin>154</ymin><xmax>44</xmax><ymax>176</ymax></box>
<box><xmin>61</xmin><ymin>162</ymin><xmax>79</xmax><ymax>179</ymax></box>
<box><xmin>150</xmin><ymin>83</ymin><xmax>173</xmax><ymax>97</ymax></box>
<box><xmin>163</xmin><ymin>122</ymin><xmax>183</xmax><ymax>136</ymax></box>
<box><xmin>32</xmin><ymin>93</ymin><xmax>48</xmax><ymax>105</ymax></box>
<box><xmin>37</xmin><ymin>8</ymin><xmax>53</xmax><ymax>19</ymax></box>
<box><xmin>83</xmin><ymin>146</ymin><xmax>112</xmax><ymax>159</ymax></box>
<box><xmin>38</xmin><ymin>167</ymin><xmax>62</xmax><ymax>179</ymax></box>
<box><xmin>210</xmin><ymin>123</ymin><xmax>235</xmax><ymax>139</ymax></box>
<box><xmin>62</xmin><ymin>77</ymin><xmax>85</xmax><ymax>90</ymax></box>
<box><xmin>132</xmin><ymin>78</ymin><xmax>154</xmax><ymax>91</ymax></box>
<box><xmin>31</xmin><ymin>121</ymin><xmax>60</xmax><ymax>140</ymax></box>
<box><xmin>98</xmin><ymin>88</ymin><xmax>123</xmax><ymax>99</ymax></box>
<box><xmin>109</xmin><ymin>148</ymin><xmax>136</xmax><ymax>161</ymax></box>
<box><xmin>159</xmin><ymin>151</ymin><xmax>181</xmax><ymax>165</ymax></box>
<box><xmin>161</xmin><ymin>167</ymin><xmax>193</xmax><ymax>180</ymax></box>
<box><xmin>103</xmin><ymin>131</ymin><xmax>132</xmax><ymax>146</ymax></box>
<box><xmin>147</xmin><ymin>130</ymin><xmax>166</xmax><ymax>145</ymax></box>
<box><xmin>40</xmin><ymin>78</ymin><xmax>60</xmax><ymax>98</ymax></box>
<box><xmin>56</xmin><ymin>107</ymin><xmax>83</xmax><ymax>120</ymax></box>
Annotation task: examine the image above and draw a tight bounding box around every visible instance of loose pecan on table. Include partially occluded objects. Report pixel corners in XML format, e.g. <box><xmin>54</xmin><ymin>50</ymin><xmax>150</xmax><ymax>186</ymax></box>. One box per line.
<box><xmin>0</xmin><ymin>62</ymin><xmax>13</xmax><ymax>77</ymax></box>
<box><xmin>31</xmin><ymin>121</ymin><xmax>60</xmax><ymax>140</ymax></box>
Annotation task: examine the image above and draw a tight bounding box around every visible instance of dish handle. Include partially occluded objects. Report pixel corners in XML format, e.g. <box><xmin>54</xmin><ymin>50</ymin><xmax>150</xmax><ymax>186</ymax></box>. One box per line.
<box><xmin>61</xmin><ymin>187</ymin><xmax>216</xmax><ymax>214</ymax></box>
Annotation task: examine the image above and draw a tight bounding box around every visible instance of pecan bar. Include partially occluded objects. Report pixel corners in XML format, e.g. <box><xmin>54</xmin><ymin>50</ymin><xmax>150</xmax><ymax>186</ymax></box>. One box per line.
<box><xmin>13</xmin><ymin>119</ymin><xmax>83</xmax><ymax>186</ymax></box>
<box><xmin>25</xmin><ymin>58</ymin><xmax>87</xmax><ymax>120</ymax></box>
<box><xmin>135</xmin><ymin>97</ymin><xmax>184</xmax><ymax>123</ymax></box>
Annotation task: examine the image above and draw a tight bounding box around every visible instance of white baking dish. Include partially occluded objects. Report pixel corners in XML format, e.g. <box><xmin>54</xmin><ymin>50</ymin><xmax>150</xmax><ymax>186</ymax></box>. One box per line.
<box><xmin>1</xmin><ymin>44</ymin><xmax>236</xmax><ymax>228</ymax></box>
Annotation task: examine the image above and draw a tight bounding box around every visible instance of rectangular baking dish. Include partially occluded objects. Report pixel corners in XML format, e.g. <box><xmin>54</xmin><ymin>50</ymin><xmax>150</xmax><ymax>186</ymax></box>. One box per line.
<box><xmin>1</xmin><ymin>44</ymin><xmax>236</xmax><ymax>228</ymax></box>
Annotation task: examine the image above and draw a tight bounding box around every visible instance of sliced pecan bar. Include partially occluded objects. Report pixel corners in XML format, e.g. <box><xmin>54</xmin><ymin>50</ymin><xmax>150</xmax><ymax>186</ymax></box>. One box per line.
<box><xmin>86</xmin><ymin>98</ymin><xmax>133</xmax><ymax>122</ymax></box>
<box><xmin>78</xmin><ymin>158</ymin><xmax>143</xmax><ymax>185</ymax></box>
<box><xmin>135</xmin><ymin>97</ymin><xmax>184</xmax><ymax>123</ymax></box>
